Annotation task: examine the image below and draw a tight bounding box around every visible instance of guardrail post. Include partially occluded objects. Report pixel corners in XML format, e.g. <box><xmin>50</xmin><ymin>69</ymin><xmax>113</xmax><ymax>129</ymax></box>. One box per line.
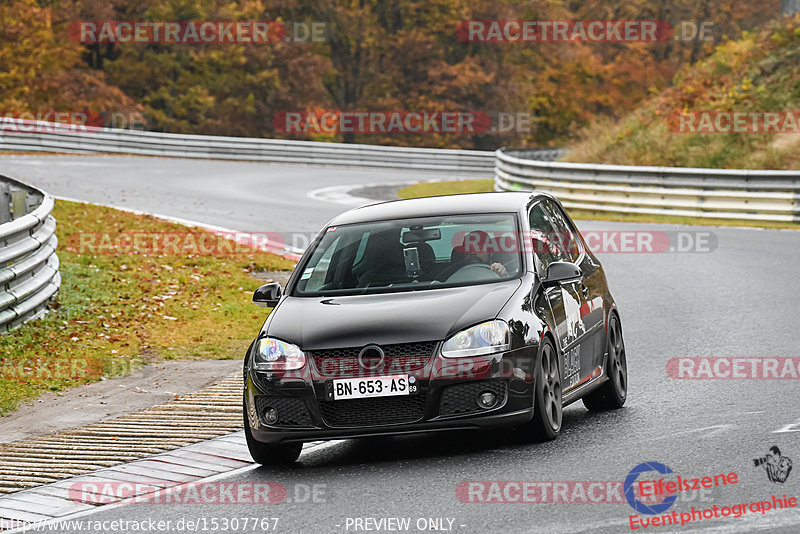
<box><xmin>11</xmin><ymin>189</ymin><xmax>27</xmax><ymax>220</ymax></box>
<box><xmin>0</xmin><ymin>183</ymin><xmax>10</xmax><ymax>224</ymax></box>
<box><xmin>793</xmin><ymin>188</ymin><xmax>800</xmax><ymax>223</ymax></box>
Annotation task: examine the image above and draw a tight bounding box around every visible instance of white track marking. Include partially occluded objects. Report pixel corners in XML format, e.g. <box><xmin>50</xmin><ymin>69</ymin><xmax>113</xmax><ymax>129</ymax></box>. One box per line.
<box><xmin>773</xmin><ymin>418</ymin><xmax>800</xmax><ymax>433</ymax></box>
<box><xmin>306</xmin><ymin>178</ymin><xmax>470</xmax><ymax>206</ymax></box>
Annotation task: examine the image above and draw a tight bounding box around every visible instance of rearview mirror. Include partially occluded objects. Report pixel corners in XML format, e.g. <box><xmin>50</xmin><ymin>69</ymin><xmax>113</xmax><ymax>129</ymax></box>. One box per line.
<box><xmin>542</xmin><ymin>261</ymin><xmax>582</xmax><ymax>287</ymax></box>
<box><xmin>253</xmin><ymin>282</ymin><xmax>282</xmax><ymax>307</ymax></box>
<box><xmin>402</xmin><ymin>228</ymin><xmax>441</xmax><ymax>243</ymax></box>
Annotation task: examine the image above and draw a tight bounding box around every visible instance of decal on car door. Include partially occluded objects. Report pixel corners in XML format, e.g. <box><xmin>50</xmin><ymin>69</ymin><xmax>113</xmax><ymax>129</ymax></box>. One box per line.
<box><xmin>560</xmin><ymin>289</ymin><xmax>604</xmax><ymax>389</ymax></box>
<box><xmin>579</xmin><ymin>296</ymin><xmax>604</xmax><ymax>320</ymax></box>
<box><xmin>561</xmin><ymin>285</ymin><xmax>584</xmax><ymax>388</ymax></box>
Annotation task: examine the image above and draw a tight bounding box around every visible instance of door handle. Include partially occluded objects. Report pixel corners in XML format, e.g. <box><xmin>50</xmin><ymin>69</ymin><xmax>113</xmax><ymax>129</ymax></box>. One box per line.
<box><xmin>581</xmin><ymin>284</ymin><xmax>589</xmax><ymax>298</ymax></box>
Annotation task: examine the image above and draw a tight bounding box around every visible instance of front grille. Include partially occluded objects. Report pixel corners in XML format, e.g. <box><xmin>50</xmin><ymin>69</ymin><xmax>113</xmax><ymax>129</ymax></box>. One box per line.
<box><xmin>310</xmin><ymin>342</ymin><xmax>436</xmax><ymax>377</ymax></box>
<box><xmin>254</xmin><ymin>396</ymin><xmax>314</xmax><ymax>428</ymax></box>
<box><xmin>438</xmin><ymin>379</ymin><xmax>508</xmax><ymax>417</ymax></box>
<box><xmin>319</xmin><ymin>395</ymin><xmax>427</xmax><ymax>427</ymax></box>
<box><xmin>311</xmin><ymin>342</ymin><xmax>436</xmax><ymax>359</ymax></box>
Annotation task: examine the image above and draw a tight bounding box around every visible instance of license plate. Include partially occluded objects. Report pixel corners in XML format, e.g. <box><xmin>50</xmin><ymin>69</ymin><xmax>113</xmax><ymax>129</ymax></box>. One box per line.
<box><xmin>332</xmin><ymin>375</ymin><xmax>410</xmax><ymax>400</ymax></box>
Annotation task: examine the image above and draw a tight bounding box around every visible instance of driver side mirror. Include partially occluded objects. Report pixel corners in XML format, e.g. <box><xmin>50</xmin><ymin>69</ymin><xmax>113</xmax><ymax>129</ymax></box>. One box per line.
<box><xmin>542</xmin><ymin>261</ymin><xmax>582</xmax><ymax>287</ymax></box>
<box><xmin>253</xmin><ymin>282</ymin><xmax>282</xmax><ymax>307</ymax></box>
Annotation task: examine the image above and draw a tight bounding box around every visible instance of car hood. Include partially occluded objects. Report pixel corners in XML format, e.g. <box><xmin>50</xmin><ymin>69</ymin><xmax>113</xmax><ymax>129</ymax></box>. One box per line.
<box><xmin>265</xmin><ymin>280</ymin><xmax>522</xmax><ymax>350</ymax></box>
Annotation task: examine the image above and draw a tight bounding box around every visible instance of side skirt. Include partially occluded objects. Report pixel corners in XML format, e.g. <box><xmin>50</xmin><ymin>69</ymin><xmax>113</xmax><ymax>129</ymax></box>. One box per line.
<box><xmin>562</xmin><ymin>353</ymin><xmax>609</xmax><ymax>407</ymax></box>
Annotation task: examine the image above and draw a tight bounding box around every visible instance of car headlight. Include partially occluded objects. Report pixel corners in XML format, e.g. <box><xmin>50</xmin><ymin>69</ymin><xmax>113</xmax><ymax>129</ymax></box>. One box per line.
<box><xmin>441</xmin><ymin>320</ymin><xmax>511</xmax><ymax>358</ymax></box>
<box><xmin>253</xmin><ymin>337</ymin><xmax>306</xmax><ymax>371</ymax></box>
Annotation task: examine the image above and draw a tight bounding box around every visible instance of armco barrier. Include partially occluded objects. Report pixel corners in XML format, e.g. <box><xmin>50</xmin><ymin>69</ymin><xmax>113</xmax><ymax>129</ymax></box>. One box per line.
<box><xmin>495</xmin><ymin>148</ymin><xmax>800</xmax><ymax>223</ymax></box>
<box><xmin>0</xmin><ymin>120</ymin><xmax>566</xmax><ymax>175</ymax></box>
<box><xmin>0</xmin><ymin>176</ymin><xmax>60</xmax><ymax>332</ymax></box>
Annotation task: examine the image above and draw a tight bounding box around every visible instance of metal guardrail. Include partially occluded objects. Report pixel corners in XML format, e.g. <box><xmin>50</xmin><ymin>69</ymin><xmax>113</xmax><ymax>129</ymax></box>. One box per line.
<box><xmin>495</xmin><ymin>148</ymin><xmax>800</xmax><ymax>223</ymax></box>
<box><xmin>0</xmin><ymin>121</ymin><xmax>492</xmax><ymax>174</ymax></box>
<box><xmin>0</xmin><ymin>176</ymin><xmax>60</xmax><ymax>332</ymax></box>
<box><xmin>0</xmin><ymin>120</ymin><xmax>566</xmax><ymax>176</ymax></box>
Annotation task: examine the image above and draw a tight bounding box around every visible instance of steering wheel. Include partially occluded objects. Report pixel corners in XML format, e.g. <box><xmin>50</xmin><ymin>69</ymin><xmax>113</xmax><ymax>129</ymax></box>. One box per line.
<box><xmin>444</xmin><ymin>263</ymin><xmax>500</xmax><ymax>284</ymax></box>
<box><xmin>499</xmin><ymin>258</ymin><xmax>517</xmax><ymax>271</ymax></box>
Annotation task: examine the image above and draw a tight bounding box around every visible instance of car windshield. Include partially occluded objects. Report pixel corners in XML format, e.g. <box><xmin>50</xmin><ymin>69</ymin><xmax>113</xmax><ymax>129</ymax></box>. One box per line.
<box><xmin>293</xmin><ymin>213</ymin><xmax>522</xmax><ymax>296</ymax></box>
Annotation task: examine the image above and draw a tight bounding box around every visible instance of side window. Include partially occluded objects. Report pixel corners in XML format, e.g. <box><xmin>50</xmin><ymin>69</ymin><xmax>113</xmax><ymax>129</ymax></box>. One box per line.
<box><xmin>528</xmin><ymin>203</ymin><xmax>568</xmax><ymax>271</ymax></box>
<box><xmin>540</xmin><ymin>200</ymin><xmax>581</xmax><ymax>262</ymax></box>
<box><xmin>303</xmin><ymin>235</ymin><xmax>340</xmax><ymax>291</ymax></box>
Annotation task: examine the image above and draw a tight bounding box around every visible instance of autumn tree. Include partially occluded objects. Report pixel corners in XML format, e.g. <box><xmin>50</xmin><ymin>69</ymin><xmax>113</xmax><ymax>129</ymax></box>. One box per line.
<box><xmin>0</xmin><ymin>0</ymin><xmax>138</xmax><ymax>118</ymax></box>
<box><xmin>1</xmin><ymin>0</ymin><xmax>785</xmax><ymax>147</ymax></box>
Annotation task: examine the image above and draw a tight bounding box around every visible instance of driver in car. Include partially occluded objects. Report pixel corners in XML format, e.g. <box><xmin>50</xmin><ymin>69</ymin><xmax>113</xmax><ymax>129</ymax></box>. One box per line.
<box><xmin>460</xmin><ymin>230</ymin><xmax>508</xmax><ymax>276</ymax></box>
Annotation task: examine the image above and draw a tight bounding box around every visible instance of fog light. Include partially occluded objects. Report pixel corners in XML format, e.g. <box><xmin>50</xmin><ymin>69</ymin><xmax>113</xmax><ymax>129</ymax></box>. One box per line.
<box><xmin>264</xmin><ymin>407</ymin><xmax>278</xmax><ymax>424</ymax></box>
<box><xmin>477</xmin><ymin>391</ymin><xmax>498</xmax><ymax>409</ymax></box>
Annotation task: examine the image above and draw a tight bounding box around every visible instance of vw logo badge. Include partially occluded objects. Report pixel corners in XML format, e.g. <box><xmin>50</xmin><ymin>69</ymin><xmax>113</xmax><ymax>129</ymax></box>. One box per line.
<box><xmin>358</xmin><ymin>344</ymin><xmax>385</xmax><ymax>371</ymax></box>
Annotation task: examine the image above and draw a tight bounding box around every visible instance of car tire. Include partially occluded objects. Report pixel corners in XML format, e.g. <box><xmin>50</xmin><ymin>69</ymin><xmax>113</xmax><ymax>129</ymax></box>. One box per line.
<box><xmin>519</xmin><ymin>337</ymin><xmax>562</xmax><ymax>441</ymax></box>
<box><xmin>582</xmin><ymin>313</ymin><xmax>627</xmax><ymax>411</ymax></box>
<box><xmin>243</xmin><ymin>403</ymin><xmax>302</xmax><ymax>465</ymax></box>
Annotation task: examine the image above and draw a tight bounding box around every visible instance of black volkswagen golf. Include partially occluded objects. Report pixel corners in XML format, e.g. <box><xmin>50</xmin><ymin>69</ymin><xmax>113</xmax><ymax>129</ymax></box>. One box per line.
<box><xmin>243</xmin><ymin>192</ymin><xmax>627</xmax><ymax>464</ymax></box>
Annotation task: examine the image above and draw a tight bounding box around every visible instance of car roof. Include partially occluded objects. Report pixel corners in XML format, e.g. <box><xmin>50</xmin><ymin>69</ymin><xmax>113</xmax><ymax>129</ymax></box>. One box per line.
<box><xmin>328</xmin><ymin>191</ymin><xmax>550</xmax><ymax>226</ymax></box>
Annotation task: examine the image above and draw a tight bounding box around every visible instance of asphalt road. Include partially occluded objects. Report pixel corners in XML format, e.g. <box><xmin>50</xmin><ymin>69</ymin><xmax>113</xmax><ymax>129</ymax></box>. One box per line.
<box><xmin>3</xmin><ymin>155</ymin><xmax>800</xmax><ymax>533</ymax></box>
<box><xmin>0</xmin><ymin>155</ymin><xmax>430</xmax><ymax>234</ymax></box>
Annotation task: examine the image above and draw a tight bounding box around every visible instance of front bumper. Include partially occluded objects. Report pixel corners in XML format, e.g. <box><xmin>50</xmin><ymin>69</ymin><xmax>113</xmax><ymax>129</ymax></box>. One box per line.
<box><xmin>244</xmin><ymin>346</ymin><xmax>536</xmax><ymax>444</ymax></box>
